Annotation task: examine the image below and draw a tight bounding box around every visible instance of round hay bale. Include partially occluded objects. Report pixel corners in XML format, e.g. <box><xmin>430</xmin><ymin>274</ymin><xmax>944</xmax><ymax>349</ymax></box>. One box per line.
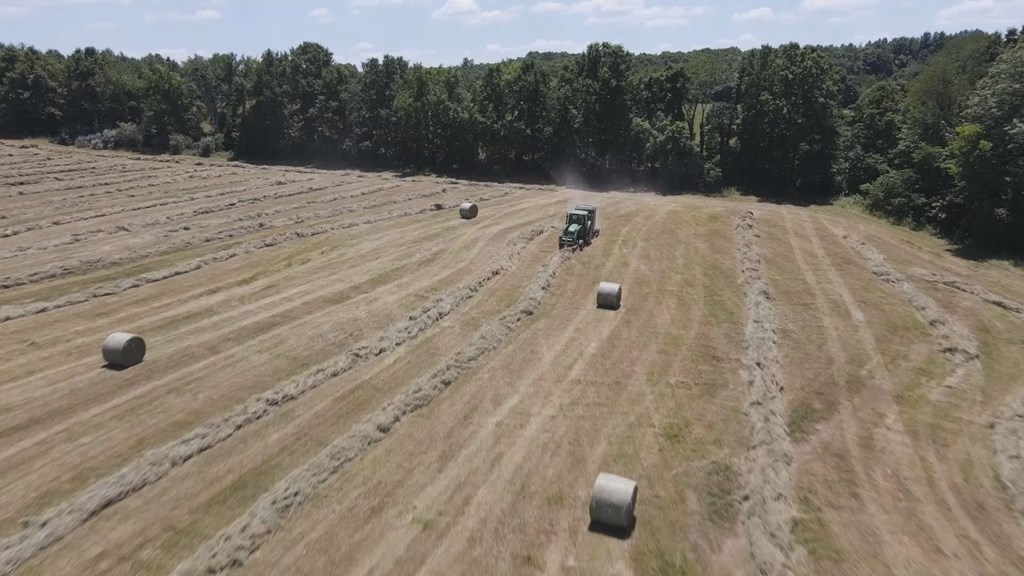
<box><xmin>589</xmin><ymin>472</ymin><xmax>638</xmax><ymax>529</ymax></box>
<box><xmin>459</xmin><ymin>202</ymin><xmax>479</xmax><ymax>220</ymax></box>
<box><xmin>596</xmin><ymin>281</ymin><xmax>622</xmax><ymax>310</ymax></box>
<box><xmin>102</xmin><ymin>332</ymin><xmax>146</xmax><ymax>367</ymax></box>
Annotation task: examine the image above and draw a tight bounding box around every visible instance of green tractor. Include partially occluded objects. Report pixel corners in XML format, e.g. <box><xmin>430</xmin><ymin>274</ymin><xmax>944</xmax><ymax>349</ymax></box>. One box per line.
<box><xmin>559</xmin><ymin>204</ymin><xmax>600</xmax><ymax>249</ymax></box>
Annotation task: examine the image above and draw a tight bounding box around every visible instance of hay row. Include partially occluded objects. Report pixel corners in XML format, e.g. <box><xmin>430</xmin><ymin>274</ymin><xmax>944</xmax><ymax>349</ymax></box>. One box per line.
<box><xmin>0</xmin><ymin>184</ymin><xmax>449</xmax><ymax>289</ymax></box>
<box><xmin>0</xmin><ymin>158</ymin><xmax>107</xmax><ymax>179</ymax></box>
<box><xmin>0</xmin><ymin>160</ymin><xmax>146</xmax><ymax>184</ymax></box>
<box><xmin>0</xmin><ymin>191</ymin><xmax>515</xmax><ymax>324</ymax></box>
<box><xmin>0</xmin><ymin>178</ymin><xmax>388</xmax><ymax>257</ymax></box>
<box><xmin>171</xmin><ymin>246</ymin><xmax>571</xmax><ymax>576</ymax></box>
<box><xmin>736</xmin><ymin>210</ymin><xmax>799</xmax><ymax>576</ymax></box>
<box><xmin>839</xmin><ymin>232</ymin><xmax>980</xmax><ymax>367</ymax></box>
<box><xmin>918</xmin><ymin>271</ymin><xmax>1024</xmax><ymax>322</ymax></box>
<box><xmin>15</xmin><ymin>168</ymin><xmax>246</xmax><ymax>209</ymax></box>
<box><xmin>0</xmin><ymin>165</ymin><xmax>198</xmax><ymax>198</ymax></box>
<box><xmin>993</xmin><ymin>392</ymin><xmax>1024</xmax><ymax>527</ymax></box>
<box><xmin>0</xmin><ymin>224</ymin><xmax>550</xmax><ymax>576</ymax></box>
<box><xmin>2</xmin><ymin>173</ymin><xmax>257</xmax><ymax>223</ymax></box>
<box><xmin>1</xmin><ymin>177</ymin><xmax>307</xmax><ymax>238</ymax></box>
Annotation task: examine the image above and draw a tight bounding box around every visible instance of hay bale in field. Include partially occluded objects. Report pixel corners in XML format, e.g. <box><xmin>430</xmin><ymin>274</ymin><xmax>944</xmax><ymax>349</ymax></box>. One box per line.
<box><xmin>459</xmin><ymin>202</ymin><xmax>479</xmax><ymax>220</ymax></box>
<box><xmin>596</xmin><ymin>281</ymin><xmax>622</xmax><ymax>310</ymax></box>
<box><xmin>102</xmin><ymin>332</ymin><xmax>146</xmax><ymax>368</ymax></box>
<box><xmin>589</xmin><ymin>472</ymin><xmax>638</xmax><ymax>530</ymax></box>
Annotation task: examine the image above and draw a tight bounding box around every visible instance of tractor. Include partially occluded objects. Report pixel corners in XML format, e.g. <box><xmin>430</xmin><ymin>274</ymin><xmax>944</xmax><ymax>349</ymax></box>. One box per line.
<box><xmin>559</xmin><ymin>204</ymin><xmax>600</xmax><ymax>249</ymax></box>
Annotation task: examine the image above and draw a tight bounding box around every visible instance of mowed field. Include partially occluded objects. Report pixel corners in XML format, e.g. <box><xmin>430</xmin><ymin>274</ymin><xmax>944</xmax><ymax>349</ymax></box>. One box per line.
<box><xmin>2</xmin><ymin>140</ymin><xmax>1024</xmax><ymax>576</ymax></box>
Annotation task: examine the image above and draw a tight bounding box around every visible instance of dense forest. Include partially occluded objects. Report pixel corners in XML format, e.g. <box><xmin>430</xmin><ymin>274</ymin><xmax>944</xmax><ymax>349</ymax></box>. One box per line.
<box><xmin>1</xmin><ymin>27</ymin><xmax>1022</xmax><ymax>255</ymax></box>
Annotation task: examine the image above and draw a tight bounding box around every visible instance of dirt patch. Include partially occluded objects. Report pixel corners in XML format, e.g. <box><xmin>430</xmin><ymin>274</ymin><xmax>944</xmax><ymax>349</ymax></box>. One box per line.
<box><xmin>0</xmin><ymin>224</ymin><xmax>550</xmax><ymax>576</ymax></box>
<box><xmin>918</xmin><ymin>271</ymin><xmax>1024</xmax><ymax>322</ymax></box>
<box><xmin>171</xmin><ymin>248</ymin><xmax>572</xmax><ymax>576</ymax></box>
<box><xmin>735</xmin><ymin>210</ymin><xmax>800</xmax><ymax>576</ymax></box>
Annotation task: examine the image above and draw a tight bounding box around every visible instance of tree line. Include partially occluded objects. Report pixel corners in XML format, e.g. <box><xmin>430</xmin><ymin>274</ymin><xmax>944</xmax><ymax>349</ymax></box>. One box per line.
<box><xmin>0</xmin><ymin>26</ymin><xmax>1022</xmax><ymax>255</ymax></box>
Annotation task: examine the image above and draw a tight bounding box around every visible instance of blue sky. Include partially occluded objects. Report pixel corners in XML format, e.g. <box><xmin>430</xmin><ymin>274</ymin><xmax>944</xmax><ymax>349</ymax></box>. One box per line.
<box><xmin>0</xmin><ymin>0</ymin><xmax>1021</xmax><ymax>65</ymax></box>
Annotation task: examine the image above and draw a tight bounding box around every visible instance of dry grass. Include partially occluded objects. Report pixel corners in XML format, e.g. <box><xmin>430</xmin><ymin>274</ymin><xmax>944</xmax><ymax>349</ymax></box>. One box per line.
<box><xmin>2</xmin><ymin>142</ymin><xmax>1024</xmax><ymax>576</ymax></box>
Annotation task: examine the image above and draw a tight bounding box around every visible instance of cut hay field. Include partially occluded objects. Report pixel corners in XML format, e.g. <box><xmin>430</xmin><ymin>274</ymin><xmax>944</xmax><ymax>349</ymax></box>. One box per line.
<box><xmin>2</xmin><ymin>141</ymin><xmax>1024</xmax><ymax>576</ymax></box>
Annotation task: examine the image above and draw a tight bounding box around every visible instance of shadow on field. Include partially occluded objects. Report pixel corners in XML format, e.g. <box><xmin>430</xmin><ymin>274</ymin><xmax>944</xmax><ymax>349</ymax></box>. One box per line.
<box><xmin>101</xmin><ymin>363</ymin><xmax>134</xmax><ymax>372</ymax></box>
<box><xmin>588</xmin><ymin>517</ymin><xmax>637</xmax><ymax>540</ymax></box>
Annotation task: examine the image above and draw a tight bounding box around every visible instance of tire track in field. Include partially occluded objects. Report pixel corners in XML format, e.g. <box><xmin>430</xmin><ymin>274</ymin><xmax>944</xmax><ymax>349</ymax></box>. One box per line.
<box><xmin>414</xmin><ymin>208</ymin><xmax>656</xmax><ymax>576</ymax></box>
<box><xmin>0</xmin><ymin>181</ymin><xmax>416</xmax><ymax>286</ymax></box>
<box><xmin>782</xmin><ymin>211</ymin><xmax>899</xmax><ymax>567</ymax></box>
<box><xmin>354</xmin><ymin>206</ymin><xmax>649</xmax><ymax>576</ymax></box>
<box><xmin>0</xmin><ymin>191</ymin><xmax>512</xmax><ymax>324</ymax></box>
<box><xmin>917</xmin><ymin>271</ymin><xmax>1024</xmax><ymax>322</ymax></box>
<box><xmin>0</xmin><ymin>207</ymin><xmax>549</xmax><ymax>475</ymax></box>
<box><xmin>736</xmin><ymin>210</ymin><xmax>799</xmax><ymax>576</ymax></box>
<box><xmin>0</xmin><ymin>224</ymin><xmax>550</xmax><ymax>576</ymax></box>
<box><xmin>835</xmin><ymin>228</ymin><xmax>981</xmax><ymax>399</ymax></box>
<box><xmin>172</xmin><ymin>246</ymin><xmax>572</xmax><ymax>576</ymax></box>
<box><xmin>819</xmin><ymin>215</ymin><xmax>1007</xmax><ymax>571</ymax></box>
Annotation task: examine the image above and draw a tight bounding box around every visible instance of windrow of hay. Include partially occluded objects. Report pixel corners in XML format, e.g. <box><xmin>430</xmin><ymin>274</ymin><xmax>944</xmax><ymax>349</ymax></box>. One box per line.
<box><xmin>0</xmin><ymin>224</ymin><xmax>551</xmax><ymax>576</ymax></box>
<box><xmin>0</xmin><ymin>184</ymin><xmax>450</xmax><ymax>289</ymax></box>
<box><xmin>172</xmin><ymin>247</ymin><xmax>571</xmax><ymax>576</ymax></box>
<box><xmin>2</xmin><ymin>165</ymin><xmax>200</xmax><ymax>190</ymax></box>
<box><xmin>918</xmin><ymin>271</ymin><xmax>1024</xmax><ymax>322</ymax></box>
<box><xmin>0</xmin><ymin>165</ymin><xmax>213</xmax><ymax>198</ymax></box>
<box><xmin>736</xmin><ymin>210</ymin><xmax>799</xmax><ymax>576</ymax></box>
<box><xmin>0</xmin><ymin>191</ymin><xmax>516</xmax><ymax>325</ymax></box>
<box><xmin>837</xmin><ymin>231</ymin><xmax>981</xmax><ymax>380</ymax></box>
<box><xmin>0</xmin><ymin>174</ymin><xmax>333</xmax><ymax>238</ymax></box>
<box><xmin>993</xmin><ymin>393</ymin><xmax>1024</xmax><ymax>527</ymax></box>
<box><xmin>0</xmin><ymin>179</ymin><xmax>397</xmax><ymax>259</ymax></box>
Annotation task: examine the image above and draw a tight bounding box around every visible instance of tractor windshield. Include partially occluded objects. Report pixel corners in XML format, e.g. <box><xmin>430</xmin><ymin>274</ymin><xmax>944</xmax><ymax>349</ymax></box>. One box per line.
<box><xmin>567</xmin><ymin>213</ymin><xmax>587</xmax><ymax>226</ymax></box>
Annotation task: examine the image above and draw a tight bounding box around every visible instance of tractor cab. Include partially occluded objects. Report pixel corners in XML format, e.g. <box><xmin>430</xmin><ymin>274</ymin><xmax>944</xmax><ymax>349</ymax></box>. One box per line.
<box><xmin>559</xmin><ymin>205</ymin><xmax>599</xmax><ymax>249</ymax></box>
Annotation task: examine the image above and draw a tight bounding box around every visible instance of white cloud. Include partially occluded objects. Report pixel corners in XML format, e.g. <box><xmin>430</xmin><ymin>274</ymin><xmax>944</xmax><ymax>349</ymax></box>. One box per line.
<box><xmin>714</xmin><ymin>33</ymin><xmax>759</xmax><ymax>49</ymax></box>
<box><xmin>352</xmin><ymin>41</ymin><xmax>375</xmax><ymax>51</ymax></box>
<box><xmin>432</xmin><ymin>0</ymin><xmax>522</xmax><ymax>24</ymax></box>
<box><xmin>145</xmin><ymin>8</ymin><xmax>221</xmax><ymax>22</ymax></box>
<box><xmin>531</xmin><ymin>1</ymin><xmax>567</xmax><ymax>11</ymax></box>
<box><xmin>349</xmin><ymin>0</ymin><xmax>428</xmax><ymax>6</ymax></box>
<box><xmin>0</xmin><ymin>5</ymin><xmax>30</xmax><ymax>17</ymax></box>
<box><xmin>936</xmin><ymin>0</ymin><xmax>1024</xmax><ymax>26</ymax></box>
<box><xmin>484</xmin><ymin>38</ymin><xmax>586</xmax><ymax>57</ymax></box>
<box><xmin>733</xmin><ymin>6</ymin><xmax>774</xmax><ymax>20</ymax></box>
<box><xmin>529</xmin><ymin>0</ymin><xmax>708</xmax><ymax>27</ymax></box>
<box><xmin>307</xmin><ymin>7</ymin><xmax>335</xmax><ymax>22</ymax></box>
<box><xmin>801</xmin><ymin>0</ymin><xmax>878</xmax><ymax>11</ymax></box>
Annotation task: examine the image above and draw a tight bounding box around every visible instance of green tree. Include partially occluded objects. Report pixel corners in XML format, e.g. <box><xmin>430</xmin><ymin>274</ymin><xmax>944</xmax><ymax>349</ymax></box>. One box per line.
<box><xmin>236</xmin><ymin>50</ymin><xmax>288</xmax><ymax>159</ymax></box>
<box><xmin>953</xmin><ymin>45</ymin><xmax>1024</xmax><ymax>252</ymax></box>
<box><xmin>354</xmin><ymin>55</ymin><xmax>408</xmax><ymax>164</ymax></box>
<box><xmin>736</xmin><ymin>43</ymin><xmax>841</xmax><ymax>196</ymax></box>
<box><xmin>0</xmin><ymin>45</ymin><xmax>65</xmax><ymax>135</ymax></box>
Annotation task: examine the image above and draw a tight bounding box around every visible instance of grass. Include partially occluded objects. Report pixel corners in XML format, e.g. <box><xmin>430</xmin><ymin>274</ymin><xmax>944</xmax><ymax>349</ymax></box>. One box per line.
<box><xmin>794</xmin><ymin>490</ymin><xmax>845</xmax><ymax>563</ymax></box>
<box><xmin>700</xmin><ymin>460</ymin><xmax>741</xmax><ymax>527</ymax></box>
